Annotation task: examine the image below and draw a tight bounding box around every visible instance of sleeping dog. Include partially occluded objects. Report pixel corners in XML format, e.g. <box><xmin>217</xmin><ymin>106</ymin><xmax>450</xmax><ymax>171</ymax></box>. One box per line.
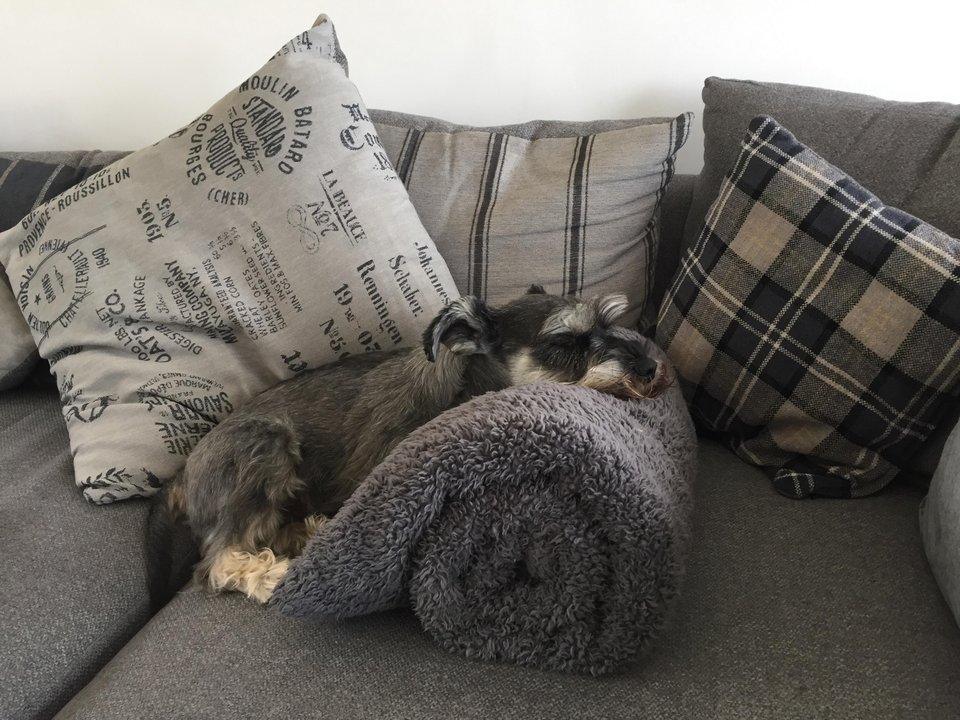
<box><xmin>147</xmin><ymin>286</ymin><xmax>672</xmax><ymax>606</ymax></box>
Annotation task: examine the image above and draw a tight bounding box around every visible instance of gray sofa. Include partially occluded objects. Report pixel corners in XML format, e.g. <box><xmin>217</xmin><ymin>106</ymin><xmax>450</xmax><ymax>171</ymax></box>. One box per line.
<box><xmin>3</xmin><ymin>77</ymin><xmax>960</xmax><ymax>719</ymax></box>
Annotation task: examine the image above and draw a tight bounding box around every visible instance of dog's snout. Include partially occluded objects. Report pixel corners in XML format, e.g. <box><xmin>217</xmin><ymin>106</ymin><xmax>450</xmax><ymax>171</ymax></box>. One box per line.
<box><xmin>631</xmin><ymin>355</ymin><xmax>658</xmax><ymax>381</ymax></box>
<box><xmin>616</xmin><ymin>339</ymin><xmax>658</xmax><ymax>381</ymax></box>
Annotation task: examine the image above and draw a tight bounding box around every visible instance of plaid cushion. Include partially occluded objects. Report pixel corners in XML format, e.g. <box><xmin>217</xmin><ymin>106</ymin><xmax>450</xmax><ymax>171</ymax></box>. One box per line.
<box><xmin>371</xmin><ymin>110</ymin><xmax>692</xmax><ymax>328</ymax></box>
<box><xmin>656</xmin><ymin>116</ymin><xmax>960</xmax><ymax>498</ymax></box>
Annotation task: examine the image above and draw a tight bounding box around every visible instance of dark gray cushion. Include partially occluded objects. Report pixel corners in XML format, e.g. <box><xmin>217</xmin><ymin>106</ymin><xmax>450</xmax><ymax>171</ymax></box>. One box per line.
<box><xmin>54</xmin><ymin>440</ymin><xmax>960</xmax><ymax>719</ymax></box>
<box><xmin>683</xmin><ymin>77</ymin><xmax>960</xmax><ymax>251</ymax></box>
<box><xmin>0</xmin><ymin>372</ymin><xmax>151</xmax><ymax>720</ymax></box>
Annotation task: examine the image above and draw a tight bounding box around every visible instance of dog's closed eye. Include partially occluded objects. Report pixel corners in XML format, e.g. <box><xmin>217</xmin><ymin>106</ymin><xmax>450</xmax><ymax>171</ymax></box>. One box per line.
<box><xmin>531</xmin><ymin>332</ymin><xmax>591</xmax><ymax>378</ymax></box>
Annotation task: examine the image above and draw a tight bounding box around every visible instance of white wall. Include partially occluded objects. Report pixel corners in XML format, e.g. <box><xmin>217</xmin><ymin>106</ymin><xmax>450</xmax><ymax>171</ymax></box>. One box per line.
<box><xmin>1</xmin><ymin>0</ymin><xmax>954</xmax><ymax>174</ymax></box>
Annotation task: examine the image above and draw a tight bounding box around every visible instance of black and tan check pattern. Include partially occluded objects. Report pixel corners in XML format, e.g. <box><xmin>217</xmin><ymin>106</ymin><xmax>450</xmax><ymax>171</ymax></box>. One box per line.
<box><xmin>657</xmin><ymin>116</ymin><xmax>960</xmax><ymax>498</ymax></box>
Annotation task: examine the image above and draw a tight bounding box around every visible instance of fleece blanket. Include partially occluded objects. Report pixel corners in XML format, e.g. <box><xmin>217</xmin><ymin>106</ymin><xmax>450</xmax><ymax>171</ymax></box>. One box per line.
<box><xmin>270</xmin><ymin>338</ymin><xmax>697</xmax><ymax>676</ymax></box>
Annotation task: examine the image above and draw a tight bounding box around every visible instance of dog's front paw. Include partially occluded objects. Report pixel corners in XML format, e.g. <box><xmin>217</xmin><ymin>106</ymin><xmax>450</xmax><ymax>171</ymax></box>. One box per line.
<box><xmin>254</xmin><ymin>555</ymin><xmax>290</xmax><ymax>604</ymax></box>
<box><xmin>208</xmin><ymin>547</ymin><xmax>291</xmax><ymax>604</ymax></box>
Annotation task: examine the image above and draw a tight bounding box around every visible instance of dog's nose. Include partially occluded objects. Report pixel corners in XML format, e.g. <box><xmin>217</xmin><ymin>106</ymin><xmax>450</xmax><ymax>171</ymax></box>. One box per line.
<box><xmin>631</xmin><ymin>355</ymin><xmax>658</xmax><ymax>382</ymax></box>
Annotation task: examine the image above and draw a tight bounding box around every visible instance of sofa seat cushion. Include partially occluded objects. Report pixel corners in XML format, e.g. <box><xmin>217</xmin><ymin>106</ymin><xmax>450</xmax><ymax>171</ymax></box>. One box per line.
<box><xmin>53</xmin><ymin>442</ymin><xmax>960</xmax><ymax>719</ymax></box>
<box><xmin>0</xmin><ymin>373</ymin><xmax>151</xmax><ymax>720</ymax></box>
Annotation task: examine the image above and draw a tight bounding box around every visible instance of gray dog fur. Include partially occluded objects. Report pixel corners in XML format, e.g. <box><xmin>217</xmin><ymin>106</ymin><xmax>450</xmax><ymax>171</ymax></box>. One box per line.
<box><xmin>269</xmin><ymin>335</ymin><xmax>697</xmax><ymax>676</ymax></box>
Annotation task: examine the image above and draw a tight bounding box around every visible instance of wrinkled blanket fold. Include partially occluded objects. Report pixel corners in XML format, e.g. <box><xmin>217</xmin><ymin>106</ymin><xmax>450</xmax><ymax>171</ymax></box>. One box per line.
<box><xmin>270</xmin><ymin>341</ymin><xmax>696</xmax><ymax>675</ymax></box>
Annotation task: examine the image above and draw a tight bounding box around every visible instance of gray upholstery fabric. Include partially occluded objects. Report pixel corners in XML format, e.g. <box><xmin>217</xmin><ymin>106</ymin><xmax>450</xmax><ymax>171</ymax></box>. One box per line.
<box><xmin>0</xmin><ymin>371</ymin><xmax>151</xmax><ymax>720</ymax></box>
<box><xmin>652</xmin><ymin>173</ymin><xmax>694</xmax><ymax>314</ymax></box>
<box><xmin>55</xmin><ymin>441</ymin><xmax>960</xmax><ymax>720</ymax></box>
<box><xmin>0</xmin><ymin>339</ymin><xmax>38</xmax><ymax>391</ymax></box>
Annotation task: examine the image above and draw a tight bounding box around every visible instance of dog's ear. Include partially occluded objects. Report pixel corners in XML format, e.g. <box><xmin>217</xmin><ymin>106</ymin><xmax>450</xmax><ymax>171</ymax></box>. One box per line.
<box><xmin>422</xmin><ymin>297</ymin><xmax>499</xmax><ymax>362</ymax></box>
<box><xmin>526</xmin><ymin>284</ymin><xmax>546</xmax><ymax>295</ymax></box>
<box><xmin>594</xmin><ymin>293</ymin><xmax>630</xmax><ymax>327</ymax></box>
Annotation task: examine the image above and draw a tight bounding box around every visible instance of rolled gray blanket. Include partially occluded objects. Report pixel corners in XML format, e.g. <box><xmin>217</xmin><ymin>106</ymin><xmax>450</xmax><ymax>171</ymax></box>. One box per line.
<box><xmin>270</xmin><ymin>339</ymin><xmax>696</xmax><ymax>675</ymax></box>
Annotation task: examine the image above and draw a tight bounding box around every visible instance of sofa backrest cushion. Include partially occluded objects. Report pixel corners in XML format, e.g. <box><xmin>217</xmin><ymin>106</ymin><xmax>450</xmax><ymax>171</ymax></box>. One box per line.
<box><xmin>685</xmin><ymin>77</ymin><xmax>960</xmax><ymax>252</ymax></box>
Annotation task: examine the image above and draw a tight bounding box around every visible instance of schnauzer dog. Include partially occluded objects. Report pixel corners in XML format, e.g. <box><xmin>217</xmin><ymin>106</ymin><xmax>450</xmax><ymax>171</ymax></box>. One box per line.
<box><xmin>147</xmin><ymin>286</ymin><xmax>672</xmax><ymax>607</ymax></box>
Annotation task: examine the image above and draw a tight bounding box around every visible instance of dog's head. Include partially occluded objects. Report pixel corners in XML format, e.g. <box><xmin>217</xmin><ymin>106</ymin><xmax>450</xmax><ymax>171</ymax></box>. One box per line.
<box><xmin>422</xmin><ymin>285</ymin><xmax>673</xmax><ymax>399</ymax></box>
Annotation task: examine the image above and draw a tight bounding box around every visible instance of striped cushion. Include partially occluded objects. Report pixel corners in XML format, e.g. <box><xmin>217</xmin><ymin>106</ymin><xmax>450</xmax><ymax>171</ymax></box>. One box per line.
<box><xmin>371</xmin><ymin>111</ymin><xmax>691</xmax><ymax>328</ymax></box>
<box><xmin>0</xmin><ymin>152</ymin><xmax>127</xmax><ymax>389</ymax></box>
<box><xmin>657</xmin><ymin>116</ymin><xmax>960</xmax><ymax>498</ymax></box>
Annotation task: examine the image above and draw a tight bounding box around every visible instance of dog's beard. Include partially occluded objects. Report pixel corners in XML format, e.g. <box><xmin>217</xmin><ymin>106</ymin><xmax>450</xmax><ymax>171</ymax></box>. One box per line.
<box><xmin>578</xmin><ymin>360</ymin><xmax>674</xmax><ymax>399</ymax></box>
